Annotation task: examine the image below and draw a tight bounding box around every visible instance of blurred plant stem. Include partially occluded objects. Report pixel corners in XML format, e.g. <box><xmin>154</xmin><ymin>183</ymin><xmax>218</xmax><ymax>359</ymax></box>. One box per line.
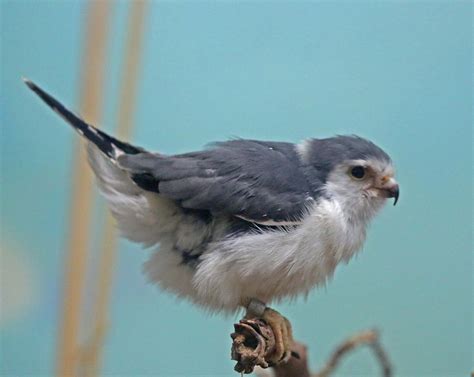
<box><xmin>81</xmin><ymin>2</ymin><xmax>148</xmax><ymax>377</ymax></box>
<box><xmin>56</xmin><ymin>2</ymin><xmax>111</xmax><ymax>377</ymax></box>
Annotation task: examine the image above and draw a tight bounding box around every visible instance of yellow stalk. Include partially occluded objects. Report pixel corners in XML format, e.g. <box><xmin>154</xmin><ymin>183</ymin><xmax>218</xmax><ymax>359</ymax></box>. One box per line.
<box><xmin>82</xmin><ymin>2</ymin><xmax>148</xmax><ymax>376</ymax></box>
<box><xmin>56</xmin><ymin>2</ymin><xmax>111</xmax><ymax>376</ymax></box>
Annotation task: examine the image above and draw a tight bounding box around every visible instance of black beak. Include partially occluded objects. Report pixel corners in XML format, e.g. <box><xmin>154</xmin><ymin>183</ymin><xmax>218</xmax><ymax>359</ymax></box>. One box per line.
<box><xmin>387</xmin><ymin>184</ymin><xmax>400</xmax><ymax>206</ymax></box>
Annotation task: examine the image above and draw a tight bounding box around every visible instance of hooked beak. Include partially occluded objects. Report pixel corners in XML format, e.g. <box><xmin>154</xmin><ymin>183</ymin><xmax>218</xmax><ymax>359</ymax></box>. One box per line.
<box><xmin>381</xmin><ymin>180</ymin><xmax>400</xmax><ymax>206</ymax></box>
<box><xmin>387</xmin><ymin>184</ymin><xmax>400</xmax><ymax>206</ymax></box>
<box><xmin>374</xmin><ymin>177</ymin><xmax>399</xmax><ymax>206</ymax></box>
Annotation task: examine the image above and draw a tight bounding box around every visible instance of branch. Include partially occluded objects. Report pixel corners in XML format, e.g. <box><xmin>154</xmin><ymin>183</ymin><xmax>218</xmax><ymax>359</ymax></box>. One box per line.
<box><xmin>231</xmin><ymin>318</ymin><xmax>277</xmax><ymax>373</ymax></box>
<box><xmin>312</xmin><ymin>329</ymin><xmax>392</xmax><ymax>377</ymax></box>
<box><xmin>232</xmin><ymin>317</ymin><xmax>392</xmax><ymax>377</ymax></box>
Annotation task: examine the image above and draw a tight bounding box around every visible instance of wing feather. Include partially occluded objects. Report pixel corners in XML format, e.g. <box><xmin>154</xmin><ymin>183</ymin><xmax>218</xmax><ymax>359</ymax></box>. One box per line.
<box><xmin>118</xmin><ymin>140</ymin><xmax>317</xmax><ymax>223</ymax></box>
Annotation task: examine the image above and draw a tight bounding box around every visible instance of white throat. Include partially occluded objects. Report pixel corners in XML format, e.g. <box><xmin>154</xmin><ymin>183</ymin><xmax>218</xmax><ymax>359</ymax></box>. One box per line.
<box><xmin>325</xmin><ymin>184</ymin><xmax>386</xmax><ymax>227</ymax></box>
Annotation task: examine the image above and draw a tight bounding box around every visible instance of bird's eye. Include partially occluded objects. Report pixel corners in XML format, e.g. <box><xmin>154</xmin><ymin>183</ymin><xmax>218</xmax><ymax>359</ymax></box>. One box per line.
<box><xmin>350</xmin><ymin>166</ymin><xmax>366</xmax><ymax>180</ymax></box>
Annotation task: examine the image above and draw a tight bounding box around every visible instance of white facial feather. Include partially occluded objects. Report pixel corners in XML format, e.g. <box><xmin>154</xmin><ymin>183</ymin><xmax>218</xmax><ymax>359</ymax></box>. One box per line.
<box><xmin>324</xmin><ymin>158</ymin><xmax>391</xmax><ymax>224</ymax></box>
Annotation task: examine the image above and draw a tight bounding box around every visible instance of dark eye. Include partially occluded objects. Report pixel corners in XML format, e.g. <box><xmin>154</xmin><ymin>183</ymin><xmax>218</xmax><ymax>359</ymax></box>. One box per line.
<box><xmin>350</xmin><ymin>166</ymin><xmax>366</xmax><ymax>179</ymax></box>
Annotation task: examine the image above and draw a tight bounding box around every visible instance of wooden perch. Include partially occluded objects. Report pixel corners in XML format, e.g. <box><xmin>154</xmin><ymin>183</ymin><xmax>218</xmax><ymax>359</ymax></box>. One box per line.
<box><xmin>231</xmin><ymin>317</ymin><xmax>392</xmax><ymax>376</ymax></box>
<box><xmin>312</xmin><ymin>329</ymin><xmax>392</xmax><ymax>377</ymax></box>
<box><xmin>231</xmin><ymin>318</ymin><xmax>277</xmax><ymax>373</ymax></box>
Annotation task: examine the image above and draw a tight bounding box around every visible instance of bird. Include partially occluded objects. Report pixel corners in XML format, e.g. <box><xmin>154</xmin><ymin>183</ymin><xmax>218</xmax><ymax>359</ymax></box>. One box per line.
<box><xmin>25</xmin><ymin>79</ymin><xmax>399</xmax><ymax>365</ymax></box>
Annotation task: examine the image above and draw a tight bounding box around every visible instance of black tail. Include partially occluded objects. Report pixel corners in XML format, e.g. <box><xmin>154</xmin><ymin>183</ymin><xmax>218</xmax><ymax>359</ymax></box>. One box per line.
<box><xmin>24</xmin><ymin>79</ymin><xmax>143</xmax><ymax>159</ymax></box>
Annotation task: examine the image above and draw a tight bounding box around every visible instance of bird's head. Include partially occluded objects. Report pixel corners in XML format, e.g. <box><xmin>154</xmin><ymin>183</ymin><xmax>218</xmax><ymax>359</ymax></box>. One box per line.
<box><xmin>299</xmin><ymin>135</ymin><xmax>399</xmax><ymax>221</ymax></box>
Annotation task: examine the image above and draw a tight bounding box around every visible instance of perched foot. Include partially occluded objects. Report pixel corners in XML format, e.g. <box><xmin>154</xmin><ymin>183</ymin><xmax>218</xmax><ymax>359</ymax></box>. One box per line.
<box><xmin>244</xmin><ymin>299</ymin><xmax>295</xmax><ymax>365</ymax></box>
<box><xmin>258</xmin><ymin>307</ymin><xmax>294</xmax><ymax>365</ymax></box>
<box><xmin>231</xmin><ymin>299</ymin><xmax>296</xmax><ymax>373</ymax></box>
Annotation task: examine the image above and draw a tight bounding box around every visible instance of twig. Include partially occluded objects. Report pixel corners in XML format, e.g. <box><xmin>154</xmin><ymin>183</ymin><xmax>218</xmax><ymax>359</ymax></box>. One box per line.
<box><xmin>231</xmin><ymin>318</ymin><xmax>277</xmax><ymax>373</ymax></box>
<box><xmin>272</xmin><ymin>342</ymin><xmax>310</xmax><ymax>377</ymax></box>
<box><xmin>232</xmin><ymin>315</ymin><xmax>392</xmax><ymax>376</ymax></box>
<box><xmin>313</xmin><ymin>329</ymin><xmax>392</xmax><ymax>377</ymax></box>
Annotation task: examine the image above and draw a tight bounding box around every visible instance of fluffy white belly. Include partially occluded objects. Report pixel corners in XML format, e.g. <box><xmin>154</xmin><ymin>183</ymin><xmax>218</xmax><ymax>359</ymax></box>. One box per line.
<box><xmin>193</xmin><ymin>199</ymin><xmax>367</xmax><ymax>312</ymax></box>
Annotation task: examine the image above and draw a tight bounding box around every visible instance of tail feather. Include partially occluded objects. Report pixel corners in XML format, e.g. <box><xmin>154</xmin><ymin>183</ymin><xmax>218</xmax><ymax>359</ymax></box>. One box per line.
<box><xmin>25</xmin><ymin>78</ymin><xmax>175</xmax><ymax>247</ymax></box>
<box><xmin>23</xmin><ymin>78</ymin><xmax>143</xmax><ymax>159</ymax></box>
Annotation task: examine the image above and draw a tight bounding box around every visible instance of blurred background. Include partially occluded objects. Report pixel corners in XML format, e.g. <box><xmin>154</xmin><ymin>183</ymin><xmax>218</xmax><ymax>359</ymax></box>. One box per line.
<box><xmin>1</xmin><ymin>1</ymin><xmax>472</xmax><ymax>376</ymax></box>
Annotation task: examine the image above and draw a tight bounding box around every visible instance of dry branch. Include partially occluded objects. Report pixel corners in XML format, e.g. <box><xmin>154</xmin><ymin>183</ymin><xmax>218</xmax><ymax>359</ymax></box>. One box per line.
<box><xmin>231</xmin><ymin>318</ymin><xmax>277</xmax><ymax>373</ymax></box>
<box><xmin>232</xmin><ymin>316</ymin><xmax>392</xmax><ymax>376</ymax></box>
<box><xmin>312</xmin><ymin>329</ymin><xmax>391</xmax><ymax>377</ymax></box>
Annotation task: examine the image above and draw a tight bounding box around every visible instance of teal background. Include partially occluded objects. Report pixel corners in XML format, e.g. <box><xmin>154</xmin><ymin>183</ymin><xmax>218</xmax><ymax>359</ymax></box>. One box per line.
<box><xmin>1</xmin><ymin>1</ymin><xmax>472</xmax><ymax>376</ymax></box>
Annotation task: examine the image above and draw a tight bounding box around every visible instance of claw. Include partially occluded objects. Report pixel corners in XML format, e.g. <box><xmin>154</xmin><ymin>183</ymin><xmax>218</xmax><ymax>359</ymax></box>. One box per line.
<box><xmin>261</xmin><ymin>307</ymin><xmax>294</xmax><ymax>365</ymax></box>
<box><xmin>291</xmin><ymin>350</ymin><xmax>301</xmax><ymax>359</ymax></box>
<box><xmin>231</xmin><ymin>302</ymin><xmax>296</xmax><ymax>373</ymax></box>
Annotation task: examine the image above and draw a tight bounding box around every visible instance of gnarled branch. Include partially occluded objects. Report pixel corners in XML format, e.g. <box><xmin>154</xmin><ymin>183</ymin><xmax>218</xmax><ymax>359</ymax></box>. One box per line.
<box><xmin>231</xmin><ymin>316</ymin><xmax>392</xmax><ymax>377</ymax></box>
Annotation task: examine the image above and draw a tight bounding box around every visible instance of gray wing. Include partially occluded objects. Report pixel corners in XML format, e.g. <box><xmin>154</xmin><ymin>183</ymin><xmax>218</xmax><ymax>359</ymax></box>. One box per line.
<box><xmin>23</xmin><ymin>79</ymin><xmax>316</xmax><ymax>224</ymax></box>
<box><xmin>118</xmin><ymin>140</ymin><xmax>316</xmax><ymax>224</ymax></box>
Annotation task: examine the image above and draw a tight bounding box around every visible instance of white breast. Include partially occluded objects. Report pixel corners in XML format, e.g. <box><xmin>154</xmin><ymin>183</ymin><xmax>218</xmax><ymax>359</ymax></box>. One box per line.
<box><xmin>193</xmin><ymin>199</ymin><xmax>368</xmax><ymax>312</ymax></box>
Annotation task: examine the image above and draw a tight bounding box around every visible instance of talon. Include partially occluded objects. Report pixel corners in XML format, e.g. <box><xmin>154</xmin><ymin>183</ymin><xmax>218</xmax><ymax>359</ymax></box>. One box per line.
<box><xmin>232</xmin><ymin>303</ymin><xmax>297</xmax><ymax>373</ymax></box>
<box><xmin>260</xmin><ymin>307</ymin><xmax>294</xmax><ymax>365</ymax></box>
<box><xmin>291</xmin><ymin>350</ymin><xmax>301</xmax><ymax>359</ymax></box>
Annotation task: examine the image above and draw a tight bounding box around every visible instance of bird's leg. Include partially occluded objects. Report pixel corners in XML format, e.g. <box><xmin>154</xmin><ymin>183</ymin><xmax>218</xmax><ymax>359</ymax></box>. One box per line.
<box><xmin>244</xmin><ymin>298</ymin><xmax>294</xmax><ymax>365</ymax></box>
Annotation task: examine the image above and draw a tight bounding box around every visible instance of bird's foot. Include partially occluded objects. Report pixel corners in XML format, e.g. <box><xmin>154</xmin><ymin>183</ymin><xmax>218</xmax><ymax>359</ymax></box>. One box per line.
<box><xmin>243</xmin><ymin>299</ymin><xmax>295</xmax><ymax>365</ymax></box>
<box><xmin>256</xmin><ymin>307</ymin><xmax>294</xmax><ymax>365</ymax></box>
<box><xmin>231</xmin><ymin>300</ymin><xmax>296</xmax><ymax>373</ymax></box>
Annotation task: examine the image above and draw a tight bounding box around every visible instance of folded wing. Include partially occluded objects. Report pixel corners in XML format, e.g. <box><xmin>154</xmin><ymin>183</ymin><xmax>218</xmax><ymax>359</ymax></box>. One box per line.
<box><xmin>119</xmin><ymin>140</ymin><xmax>316</xmax><ymax>224</ymax></box>
<box><xmin>25</xmin><ymin>79</ymin><xmax>317</xmax><ymax>227</ymax></box>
